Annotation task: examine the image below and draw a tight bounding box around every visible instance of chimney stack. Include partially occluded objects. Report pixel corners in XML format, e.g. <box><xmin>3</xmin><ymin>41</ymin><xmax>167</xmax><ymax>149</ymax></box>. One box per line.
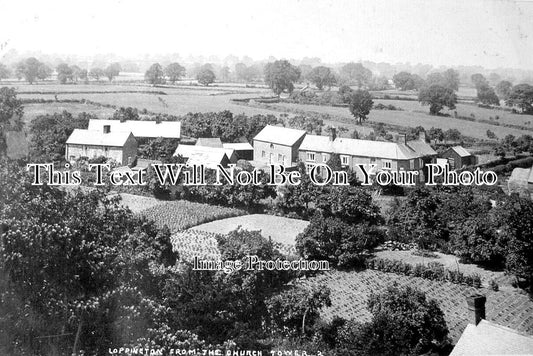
<box><xmin>103</xmin><ymin>125</ymin><xmax>111</xmax><ymax>134</ymax></box>
<box><xmin>396</xmin><ymin>133</ymin><xmax>407</xmax><ymax>145</ymax></box>
<box><xmin>466</xmin><ymin>294</ymin><xmax>486</xmax><ymax>325</ymax></box>
<box><xmin>329</xmin><ymin>127</ymin><xmax>337</xmax><ymax>141</ymax></box>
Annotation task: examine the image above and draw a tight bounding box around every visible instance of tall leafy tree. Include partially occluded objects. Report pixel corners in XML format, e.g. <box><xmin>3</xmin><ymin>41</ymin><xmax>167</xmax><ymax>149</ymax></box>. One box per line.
<box><xmin>506</xmin><ymin>83</ymin><xmax>533</xmax><ymax>114</ymax></box>
<box><xmin>308</xmin><ymin>66</ymin><xmax>336</xmax><ymax>90</ymax></box>
<box><xmin>418</xmin><ymin>84</ymin><xmax>457</xmax><ymax>115</ymax></box>
<box><xmin>164</xmin><ymin>62</ymin><xmax>186</xmax><ymax>84</ymax></box>
<box><xmin>264</xmin><ymin>60</ymin><xmax>301</xmax><ymax>95</ymax></box>
<box><xmin>495</xmin><ymin>80</ymin><xmax>513</xmax><ymax>100</ymax></box>
<box><xmin>340</xmin><ymin>62</ymin><xmax>372</xmax><ymax>88</ymax></box>
<box><xmin>196</xmin><ymin>67</ymin><xmax>216</xmax><ymax>86</ymax></box>
<box><xmin>476</xmin><ymin>84</ymin><xmax>500</xmax><ymax>105</ymax></box>
<box><xmin>0</xmin><ymin>87</ymin><xmax>24</xmax><ymax>156</ymax></box>
<box><xmin>145</xmin><ymin>63</ymin><xmax>165</xmax><ymax>85</ymax></box>
<box><xmin>346</xmin><ymin>89</ymin><xmax>374</xmax><ymax>124</ymax></box>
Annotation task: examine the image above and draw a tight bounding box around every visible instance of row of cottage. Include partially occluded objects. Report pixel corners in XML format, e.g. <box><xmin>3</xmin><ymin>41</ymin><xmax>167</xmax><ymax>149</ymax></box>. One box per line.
<box><xmin>65</xmin><ymin>119</ymin><xmax>476</xmax><ymax>181</ymax></box>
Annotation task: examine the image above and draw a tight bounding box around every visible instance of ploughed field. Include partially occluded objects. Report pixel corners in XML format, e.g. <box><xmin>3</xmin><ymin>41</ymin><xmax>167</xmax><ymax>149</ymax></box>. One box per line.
<box><xmin>300</xmin><ymin>269</ymin><xmax>533</xmax><ymax>343</ymax></box>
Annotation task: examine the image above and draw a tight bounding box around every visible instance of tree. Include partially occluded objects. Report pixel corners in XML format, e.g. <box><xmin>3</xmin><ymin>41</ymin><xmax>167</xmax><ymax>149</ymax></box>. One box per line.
<box><xmin>495</xmin><ymin>80</ymin><xmax>513</xmax><ymax>100</ymax></box>
<box><xmin>340</xmin><ymin>62</ymin><xmax>372</xmax><ymax>88</ymax></box>
<box><xmin>393</xmin><ymin>71</ymin><xmax>417</xmax><ymax>91</ymax></box>
<box><xmin>0</xmin><ymin>87</ymin><xmax>24</xmax><ymax>156</ymax></box>
<box><xmin>56</xmin><ymin>63</ymin><xmax>73</xmax><ymax>84</ymax></box>
<box><xmin>308</xmin><ymin>66</ymin><xmax>336</xmax><ymax>90</ymax></box>
<box><xmin>486</xmin><ymin>129</ymin><xmax>497</xmax><ymax>140</ymax></box>
<box><xmin>428</xmin><ymin>127</ymin><xmax>444</xmax><ymax>144</ymax></box>
<box><xmin>89</xmin><ymin>67</ymin><xmax>105</xmax><ymax>81</ymax></box>
<box><xmin>444</xmin><ymin>128</ymin><xmax>461</xmax><ymax>143</ymax></box>
<box><xmin>337</xmin><ymin>285</ymin><xmax>449</xmax><ymax>356</ymax></box>
<box><xmin>196</xmin><ymin>68</ymin><xmax>216</xmax><ymax>86</ymax></box>
<box><xmin>418</xmin><ymin>84</ymin><xmax>457</xmax><ymax>115</ymax></box>
<box><xmin>37</xmin><ymin>64</ymin><xmax>52</xmax><ymax>81</ymax></box>
<box><xmin>476</xmin><ymin>84</ymin><xmax>500</xmax><ymax>105</ymax></box>
<box><xmin>264</xmin><ymin>60</ymin><xmax>301</xmax><ymax>95</ymax></box>
<box><xmin>220</xmin><ymin>66</ymin><xmax>230</xmax><ymax>82</ymax></box>
<box><xmin>425</xmin><ymin>72</ymin><xmax>445</xmax><ymax>87</ymax></box>
<box><xmin>266</xmin><ymin>285</ymin><xmax>331</xmax><ymax>336</ymax></box>
<box><xmin>113</xmin><ymin>106</ymin><xmax>139</xmax><ymax>122</ymax></box>
<box><xmin>495</xmin><ymin>195</ymin><xmax>533</xmax><ymax>288</ymax></box>
<box><xmin>442</xmin><ymin>68</ymin><xmax>460</xmax><ymax>91</ymax></box>
<box><xmin>471</xmin><ymin>73</ymin><xmax>488</xmax><ymax>88</ymax></box>
<box><xmin>506</xmin><ymin>83</ymin><xmax>533</xmax><ymax>114</ymax></box>
<box><xmin>104</xmin><ymin>62</ymin><xmax>121</xmax><ymax>81</ymax></box>
<box><xmin>0</xmin><ymin>63</ymin><xmax>10</xmax><ymax>80</ymax></box>
<box><xmin>164</xmin><ymin>62</ymin><xmax>186</xmax><ymax>84</ymax></box>
<box><xmin>15</xmin><ymin>57</ymin><xmax>45</xmax><ymax>84</ymax></box>
<box><xmin>145</xmin><ymin>63</ymin><xmax>165</xmax><ymax>85</ymax></box>
<box><xmin>346</xmin><ymin>89</ymin><xmax>373</xmax><ymax>124</ymax></box>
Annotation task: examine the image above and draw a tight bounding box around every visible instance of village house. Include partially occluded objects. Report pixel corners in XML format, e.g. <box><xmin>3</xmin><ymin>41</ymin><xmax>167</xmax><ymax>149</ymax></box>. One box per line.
<box><xmin>298</xmin><ymin>129</ymin><xmax>437</xmax><ymax>181</ymax></box>
<box><xmin>65</xmin><ymin>125</ymin><xmax>138</xmax><ymax>165</ymax></box>
<box><xmin>174</xmin><ymin>144</ymin><xmax>231</xmax><ymax>169</ymax></box>
<box><xmin>441</xmin><ymin>146</ymin><xmax>477</xmax><ymax>169</ymax></box>
<box><xmin>195</xmin><ymin>137</ymin><xmax>254</xmax><ymax>161</ymax></box>
<box><xmin>88</xmin><ymin>119</ymin><xmax>181</xmax><ymax>140</ymax></box>
<box><xmin>252</xmin><ymin>125</ymin><xmax>307</xmax><ymax>167</ymax></box>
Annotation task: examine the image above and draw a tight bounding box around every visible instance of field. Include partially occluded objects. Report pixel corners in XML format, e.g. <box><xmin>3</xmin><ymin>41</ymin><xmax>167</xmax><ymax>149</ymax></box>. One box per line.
<box><xmin>113</xmin><ymin>193</ymin><xmax>162</xmax><ymax>214</ymax></box>
<box><xmin>140</xmin><ymin>200</ymin><xmax>246</xmax><ymax>232</ymax></box>
<box><xmin>374</xmin><ymin>249</ymin><xmax>515</xmax><ymax>288</ymax></box>
<box><xmin>171</xmin><ymin>230</ymin><xmax>221</xmax><ymax>262</ymax></box>
<box><xmin>191</xmin><ymin>213</ymin><xmax>309</xmax><ymax>246</ymax></box>
<box><xmin>9</xmin><ymin>79</ymin><xmax>533</xmax><ymax>142</ymax></box>
<box><xmin>300</xmin><ymin>269</ymin><xmax>533</xmax><ymax>343</ymax></box>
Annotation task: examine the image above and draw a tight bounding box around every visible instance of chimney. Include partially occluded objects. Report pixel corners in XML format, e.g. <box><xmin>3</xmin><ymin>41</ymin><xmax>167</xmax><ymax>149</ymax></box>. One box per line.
<box><xmin>103</xmin><ymin>125</ymin><xmax>111</xmax><ymax>134</ymax></box>
<box><xmin>329</xmin><ymin>127</ymin><xmax>337</xmax><ymax>141</ymax></box>
<box><xmin>466</xmin><ymin>294</ymin><xmax>486</xmax><ymax>325</ymax></box>
<box><xmin>396</xmin><ymin>133</ymin><xmax>407</xmax><ymax>145</ymax></box>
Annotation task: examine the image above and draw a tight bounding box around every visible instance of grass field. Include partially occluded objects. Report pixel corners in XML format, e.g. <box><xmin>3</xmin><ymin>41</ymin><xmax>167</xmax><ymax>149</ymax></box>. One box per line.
<box><xmin>113</xmin><ymin>193</ymin><xmax>163</xmax><ymax>214</ymax></box>
<box><xmin>192</xmin><ymin>214</ymin><xmax>309</xmax><ymax>246</ymax></box>
<box><xmin>300</xmin><ymin>269</ymin><xmax>533</xmax><ymax>343</ymax></box>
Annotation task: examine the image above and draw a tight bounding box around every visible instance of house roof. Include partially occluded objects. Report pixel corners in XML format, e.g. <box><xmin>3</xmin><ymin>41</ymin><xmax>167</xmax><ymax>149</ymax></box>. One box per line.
<box><xmin>66</xmin><ymin>129</ymin><xmax>133</xmax><ymax>147</ymax></box>
<box><xmin>450</xmin><ymin>146</ymin><xmax>473</xmax><ymax>157</ymax></box>
<box><xmin>174</xmin><ymin>144</ymin><xmax>230</xmax><ymax>169</ymax></box>
<box><xmin>253</xmin><ymin>125</ymin><xmax>306</xmax><ymax>146</ymax></box>
<box><xmin>223</xmin><ymin>142</ymin><xmax>253</xmax><ymax>151</ymax></box>
<box><xmin>88</xmin><ymin>119</ymin><xmax>181</xmax><ymax>139</ymax></box>
<box><xmin>406</xmin><ymin>140</ymin><xmax>438</xmax><ymax>157</ymax></box>
<box><xmin>300</xmin><ymin>135</ymin><xmax>435</xmax><ymax>160</ymax></box>
<box><xmin>196</xmin><ymin>137</ymin><xmax>223</xmax><ymax>148</ymax></box>
<box><xmin>450</xmin><ymin>320</ymin><xmax>533</xmax><ymax>356</ymax></box>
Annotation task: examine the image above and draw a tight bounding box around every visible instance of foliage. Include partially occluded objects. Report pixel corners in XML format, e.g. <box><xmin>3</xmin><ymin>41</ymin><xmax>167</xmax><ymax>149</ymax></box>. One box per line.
<box><xmin>0</xmin><ymin>162</ymin><xmax>174</xmax><ymax>355</ymax></box>
<box><xmin>334</xmin><ymin>285</ymin><xmax>449</xmax><ymax>356</ymax></box>
<box><xmin>113</xmin><ymin>106</ymin><xmax>140</xmax><ymax>121</ymax></box>
<box><xmin>418</xmin><ymin>84</ymin><xmax>457</xmax><ymax>115</ymax></box>
<box><xmin>506</xmin><ymin>83</ymin><xmax>533</xmax><ymax>114</ymax></box>
<box><xmin>471</xmin><ymin>73</ymin><xmax>488</xmax><ymax>88</ymax></box>
<box><xmin>56</xmin><ymin>63</ymin><xmax>74</xmax><ymax>84</ymax></box>
<box><xmin>15</xmin><ymin>57</ymin><xmax>49</xmax><ymax>84</ymax></box>
<box><xmin>495</xmin><ymin>80</ymin><xmax>513</xmax><ymax>100</ymax></box>
<box><xmin>264</xmin><ymin>60</ymin><xmax>301</xmax><ymax>95</ymax></box>
<box><xmin>0</xmin><ymin>87</ymin><xmax>24</xmax><ymax>156</ymax></box>
<box><xmin>476</xmin><ymin>84</ymin><xmax>500</xmax><ymax>105</ymax></box>
<box><xmin>104</xmin><ymin>62</ymin><xmax>122</xmax><ymax>81</ymax></box>
<box><xmin>89</xmin><ymin>67</ymin><xmax>105</xmax><ymax>81</ymax></box>
<box><xmin>196</xmin><ymin>68</ymin><xmax>216</xmax><ymax>86</ymax></box>
<box><xmin>346</xmin><ymin>89</ymin><xmax>374</xmax><ymax>124</ymax></box>
<box><xmin>145</xmin><ymin>63</ymin><xmax>165</xmax><ymax>85</ymax></box>
<box><xmin>164</xmin><ymin>62</ymin><xmax>186</xmax><ymax>84</ymax></box>
<box><xmin>339</xmin><ymin>62</ymin><xmax>372</xmax><ymax>88</ymax></box>
<box><xmin>0</xmin><ymin>63</ymin><xmax>10</xmax><ymax>80</ymax></box>
<box><xmin>307</xmin><ymin>66</ymin><xmax>336</xmax><ymax>90</ymax></box>
<box><xmin>266</xmin><ymin>285</ymin><xmax>331</xmax><ymax>336</ymax></box>
<box><xmin>29</xmin><ymin>111</ymin><xmax>93</xmax><ymax>162</ymax></box>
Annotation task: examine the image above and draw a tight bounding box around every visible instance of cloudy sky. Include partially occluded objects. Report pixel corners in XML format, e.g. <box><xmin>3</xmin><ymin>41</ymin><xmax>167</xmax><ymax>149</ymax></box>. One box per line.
<box><xmin>0</xmin><ymin>0</ymin><xmax>532</xmax><ymax>69</ymax></box>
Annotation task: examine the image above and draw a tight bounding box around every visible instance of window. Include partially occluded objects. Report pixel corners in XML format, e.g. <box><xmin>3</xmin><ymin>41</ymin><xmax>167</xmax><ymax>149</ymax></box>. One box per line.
<box><xmin>322</xmin><ymin>153</ymin><xmax>329</xmax><ymax>162</ymax></box>
<box><xmin>282</xmin><ymin>155</ymin><xmax>286</xmax><ymax>165</ymax></box>
<box><xmin>306</xmin><ymin>152</ymin><xmax>316</xmax><ymax>161</ymax></box>
<box><xmin>341</xmin><ymin>155</ymin><xmax>349</xmax><ymax>166</ymax></box>
<box><xmin>382</xmin><ymin>159</ymin><xmax>392</xmax><ymax>169</ymax></box>
<box><xmin>278</xmin><ymin>153</ymin><xmax>283</xmax><ymax>162</ymax></box>
<box><xmin>261</xmin><ymin>150</ymin><xmax>266</xmax><ymax>158</ymax></box>
<box><xmin>409</xmin><ymin>159</ymin><xmax>414</xmax><ymax>169</ymax></box>
<box><xmin>305</xmin><ymin>164</ymin><xmax>314</xmax><ymax>175</ymax></box>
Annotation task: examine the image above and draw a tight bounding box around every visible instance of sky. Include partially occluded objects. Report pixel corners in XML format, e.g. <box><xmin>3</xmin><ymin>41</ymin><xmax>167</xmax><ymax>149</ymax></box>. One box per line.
<box><xmin>0</xmin><ymin>0</ymin><xmax>532</xmax><ymax>69</ymax></box>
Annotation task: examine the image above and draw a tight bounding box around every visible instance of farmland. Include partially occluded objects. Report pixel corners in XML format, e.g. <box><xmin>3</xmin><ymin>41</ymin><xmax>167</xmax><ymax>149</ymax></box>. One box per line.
<box><xmin>191</xmin><ymin>213</ymin><xmax>309</xmax><ymax>246</ymax></box>
<box><xmin>171</xmin><ymin>230</ymin><xmax>221</xmax><ymax>262</ymax></box>
<box><xmin>140</xmin><ymin>200</ymin><xmax>246</xmax><ymax>232</ymax></box>
<box><xmin>300</xmin><ymin>269</ymin><xmax>533</xmax><ymax>343</ymax></box>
